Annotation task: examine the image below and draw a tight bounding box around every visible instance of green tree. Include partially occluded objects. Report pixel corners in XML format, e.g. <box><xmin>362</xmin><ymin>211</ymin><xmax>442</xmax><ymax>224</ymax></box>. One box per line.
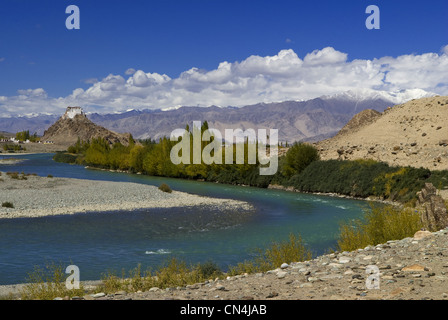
<box><xmin>282</xmin><ymin>142</ymin><xmax>320</xmax><ymax>178</ymax></box>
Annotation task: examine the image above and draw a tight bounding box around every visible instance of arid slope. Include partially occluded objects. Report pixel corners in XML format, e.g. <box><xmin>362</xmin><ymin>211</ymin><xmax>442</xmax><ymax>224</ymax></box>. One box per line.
<box><xmin>316</xmin><ymin>96</ymin><xmax>448</xmax><ymax>170</ymax></box>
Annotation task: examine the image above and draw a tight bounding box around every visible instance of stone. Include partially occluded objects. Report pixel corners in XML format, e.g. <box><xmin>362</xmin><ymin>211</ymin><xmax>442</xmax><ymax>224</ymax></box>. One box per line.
<box><xmin>307</xmin><ymin>277</ymin><xmax>320</xmax><ymax>282</ymax></box>
<box><xmin>92</xmin><ymin>292</ymin><xmax>106</xmax><ymax>298</ymax></box>
<box><xmin>417</xmin><ymin>183</ymin><xmax>448</xmax><ymax>231</ymax></box>
<box><xmin>277</xmin><ymin>271</ymin><xmax>287</xmax><ymax>279</ymax></box>
<box><xmin>413</xmin><ymin>230</ymin><xmax>433</xmax><ymax>240</ymax></box>
<box><xmin>339</xmin><ymin>257</ymin><xmax>351</xmax><ymax>264</ymax></box>
<box><xmin>402</xmin><ymin>264</ymin><xmax>426</xmax><ymax>272</ymax></box>
<box><xmin>266</xmin><ymin>292</ymin><xmax>279</xmax><ymax>298</ymax></box>
<box><xmin>115</xmin><ymin>291</ymin><xmax>126</xmax><ymax>296</ymax></box>
<box><xmin>280</xmin><ymin>263</ymin><xmax>289</xmax><ymax>269</ymax></box>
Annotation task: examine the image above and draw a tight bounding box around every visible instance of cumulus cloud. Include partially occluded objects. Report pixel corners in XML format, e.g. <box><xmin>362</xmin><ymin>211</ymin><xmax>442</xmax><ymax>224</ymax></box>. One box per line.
<box><xmin>1</xmin><ymin>46</ymin><xmax>448</xmax><ymax>117</ymax></box>
<box><xmin>442</xmin><ymin>45</ymin><xmax>448</xmax><ymax>55</ymax></box>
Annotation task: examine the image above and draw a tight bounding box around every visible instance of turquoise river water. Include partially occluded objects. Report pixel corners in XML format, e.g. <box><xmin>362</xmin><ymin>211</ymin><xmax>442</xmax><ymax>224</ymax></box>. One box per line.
<box><xmin>0</xmin><ymin>153</ymin><xmax>369</xmax><ymax>285</ymax></box>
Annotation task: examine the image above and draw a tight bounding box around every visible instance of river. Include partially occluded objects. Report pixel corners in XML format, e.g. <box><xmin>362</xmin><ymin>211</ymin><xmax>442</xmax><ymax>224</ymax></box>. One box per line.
<box><xmin>0</xmin><ymin>153</ymin><xmax>369</xmax><ymax>285</ymax></box>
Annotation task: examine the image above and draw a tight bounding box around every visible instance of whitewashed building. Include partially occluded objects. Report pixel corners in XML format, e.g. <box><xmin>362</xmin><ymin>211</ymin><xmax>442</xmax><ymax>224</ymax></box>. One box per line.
<box><xmin>62</xmin><ymin>106</ymin><xmax>84</xmax><ymax>120</ymax></box>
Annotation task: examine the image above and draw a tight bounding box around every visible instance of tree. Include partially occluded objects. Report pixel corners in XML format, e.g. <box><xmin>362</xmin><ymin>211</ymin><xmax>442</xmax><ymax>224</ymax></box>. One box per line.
<box><xmin>282</xmin><ymin>142</ymin><xmax>320</xmax><ymax>179</ymax></box>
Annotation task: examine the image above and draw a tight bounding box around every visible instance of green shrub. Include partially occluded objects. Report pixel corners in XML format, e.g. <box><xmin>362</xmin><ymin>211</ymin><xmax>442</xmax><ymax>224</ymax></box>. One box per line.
<box><xmin>6</xmin><ymin>171</ymin><xmax>27</xmax><ymax>180</ymax></box>
<box><xmin>2</xmin><ymin>202</ymin><xmax>14</xmax><ymax>208</ymax></box>
<box><xmin>196</xmin><ymin>261</ymin><xmax>223</xmax><ymax>279</ymax></box>
<box><xmin>337</xmin><ymin>204</ymin><xmax>423</xmax><ymax>252</ymax></box>
<box><xmin>53</xmin><ymin>152</ymin><xmax>77</xmax><ymax>164</ymax></box>
<box><xmin>289</xmin><ymin>159</ymin><xmax>437</xmax><ymax>204</ymax></box>
<box><xmin>47</xmin><ymin>174</ymin><xmax>53</xmax><ymax>178</ymax></box>
<box><xmin>158</xmin><ymin>183</ymin><xmax>172</xmax><ymax>193</ymax></box>
<box><xmin>281</xmin><ymin>142</ymin><xmax>320</xmax><ymax>179</ymax></box>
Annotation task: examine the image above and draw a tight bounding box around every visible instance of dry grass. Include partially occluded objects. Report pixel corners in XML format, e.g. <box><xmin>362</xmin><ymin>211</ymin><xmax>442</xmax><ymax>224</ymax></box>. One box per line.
<box><xmin>337</xmin><ymin>203</ymin><xmax>423</xmax><ymax>252</ymax></box>
<box><xmin>228</xmin><ymin>233</ymin><xmax>312</xmax><ymax>275</ymax></box>
<box><xmin>19</xmin><ymin>263</ymin><xmax>85</xmax><ymax>300</ymax></box>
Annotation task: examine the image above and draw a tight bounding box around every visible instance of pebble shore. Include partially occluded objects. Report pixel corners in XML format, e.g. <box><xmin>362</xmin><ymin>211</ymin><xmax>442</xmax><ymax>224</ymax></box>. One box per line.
<box><xmin>97</xmin><ymin>228</ymin><xmax>448</xmax><ymax>300</ymax></box>
<box><xmin>0</xmin><ymin>172</ymin><xmax>252</xmax><ymax>219</ymax></box>
<box><xmin>4</xmin><ymin>228</ymin><xmax>446</xmax><ymax>300</ymax></box>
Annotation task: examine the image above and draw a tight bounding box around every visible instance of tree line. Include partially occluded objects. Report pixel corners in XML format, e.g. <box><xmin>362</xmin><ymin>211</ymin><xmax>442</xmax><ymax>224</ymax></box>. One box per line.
<box><xmin>54</xmin><ymin>123</ymin><xmax>448</xmax><ymax>206</ymax></box>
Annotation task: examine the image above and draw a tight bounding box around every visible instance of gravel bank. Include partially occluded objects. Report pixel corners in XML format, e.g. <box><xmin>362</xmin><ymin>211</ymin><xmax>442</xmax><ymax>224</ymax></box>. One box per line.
<box><xmin>5</xmin><ymin>228</ymin><xmax>447</xmax><ymax>300</ymax></box>
<box><xmin>98</xmin><ymin>228</ymin><xmax>448</xmax><ymax>300</ymax></box>
<box><xmin>0</xmin><ymin>172</ymin><xmax>253</xmax><ymax>219</ymax></box>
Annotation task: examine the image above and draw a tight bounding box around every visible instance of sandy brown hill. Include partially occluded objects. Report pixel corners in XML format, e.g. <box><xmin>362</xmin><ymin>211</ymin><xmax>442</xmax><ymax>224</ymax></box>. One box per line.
<box><xmin>316</xmin><ymin>96</ymin><xmax>448</xmax><ymax>170</ymax></box>
<box><xmin>41</xmin><ymin>107</ymin><xmax>133</xmax><ymax>148</ymax></box>
<box><xmin>336</xmin><ymin>109</ymin><xmax>382</xmax><ymax>137</ymax></box>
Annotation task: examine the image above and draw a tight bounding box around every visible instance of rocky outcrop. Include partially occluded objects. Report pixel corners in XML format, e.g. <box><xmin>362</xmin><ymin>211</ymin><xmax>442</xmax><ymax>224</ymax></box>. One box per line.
<box><xmin>336</xmin><ymin>109</ymin><xmax>382</xmax><ymax>137</ymax></box>
<box><xmin>417</xmin><ymin>183</ymin><xmax>448</xmax><ymax>231</ymax></box>
<box><xmin>41</xmin><ymin>107</ymin><xmax>134</xmax><ymax>147</ymax></box>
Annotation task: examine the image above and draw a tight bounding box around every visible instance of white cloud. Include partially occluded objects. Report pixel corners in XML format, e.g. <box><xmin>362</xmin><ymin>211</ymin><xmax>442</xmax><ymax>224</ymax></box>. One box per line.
<box><xmin>0</xmin><ymin>57</ymin><xmax>5</xmax><ymax>62</ymax></box>
<box><xmin>304</xmin><ymin>47</ymin><xmax>348</xmax><ymax>65</ymax></box>
<box><xmin>1</xmin><ymin>46</ymin><xmax>448</xmax><ymax>117</ymax></box>
<box><xmin>125</xmin><ymin>68</ymin><xmax>136</xmax><ymax>75</ymax></box>
<box><xmin>442</xmin><ymin>45</ymin><xmax>448</xmax><ymax>55</ymax></box>
<box><xmin>82</xmin><ymin>78</ymin><xmax>99</xmax><ymax>84</ymax></box>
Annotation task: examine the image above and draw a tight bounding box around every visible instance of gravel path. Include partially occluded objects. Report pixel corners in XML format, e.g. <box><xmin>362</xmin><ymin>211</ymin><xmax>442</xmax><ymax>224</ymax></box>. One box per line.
<box><xmin>0</xmin><ymin>172</ymin><xmax>252</xmax><ymax>219</ymax></box>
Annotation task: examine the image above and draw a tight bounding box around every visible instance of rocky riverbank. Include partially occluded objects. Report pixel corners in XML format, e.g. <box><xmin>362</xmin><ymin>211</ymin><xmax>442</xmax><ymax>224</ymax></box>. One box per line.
<box><xmin>0</xmin><ymin>172</ymin><xmax>253</xmax><ymax>219</ymax></box>
<box><xmin>44</xmin><ymin>227</ymin><xmax>448</xmax><ymax>301</ymax></box>
<box><xmin>4</xmin><ymin>227</ymin><xmax>446</xmax><ymax>300</ymax></box>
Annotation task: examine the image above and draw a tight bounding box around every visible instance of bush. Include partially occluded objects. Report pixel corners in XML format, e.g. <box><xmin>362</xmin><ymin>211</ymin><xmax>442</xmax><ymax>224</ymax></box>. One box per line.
<box><xmin>2</xmin><ymin>202</ymin><xmax>14</xmax><ymax>208</ymax></box>
<box><xmin>281</xmin><ymin>142</ymin><xmax>320</xmax><ymax>179</ymax></box>
<box><xmin>196</xmin><ymin>261</ymin><xmax>223</xmax><ymax>279</ymax></box>
<box><xmin>337</xmin><ymin>204</ymin><xmax>423</xmax><ymax>252</ymax></box>
<box><xmin>6</xmin><ymin>171</ymin><xmax>27</xmax><ymax>180</ymax></box>
<box><xmin>158</xmin><ymin>183</ymin><xmax>172</xmax><ymax>193</ymax></box>
<box><xmin>53</xmin><ymin>152</ymin><xmax>77</xmax><ymax>164</ymax></box>
<box><xmin>99</xmin><ymin>258</ymin><xmax>225</xmax><ymax>294</ymax></box>
<box><xmin>228</xmin><ymin>233</ymin><xmax>312</xmax><ymax>275</ymax></box>
<box><xmin>19</xmin><ymin>263</ymin><xmax>85</xmax><ymax>300</ymax></box>
<box><xmin>289</xmin><ymin>159</ymin><xmax>437</xmax><ymax>204</ymax></box>
<box><xmin>47</xmin><ymin>174</ymin><xmax>53</xmax><ymax>178</ymax></box>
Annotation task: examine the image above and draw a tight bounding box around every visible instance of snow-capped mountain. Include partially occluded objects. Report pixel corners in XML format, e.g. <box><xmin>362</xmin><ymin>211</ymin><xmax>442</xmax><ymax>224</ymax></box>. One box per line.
<box><xmin>0</xmin><ymin>89</ymin><xmax>442</xmax><ymax>143</ymax></box>
<box><xmin>322</xmin><ymin>88</ymin><xmax>436</xmax><ymax>104</ymax></box>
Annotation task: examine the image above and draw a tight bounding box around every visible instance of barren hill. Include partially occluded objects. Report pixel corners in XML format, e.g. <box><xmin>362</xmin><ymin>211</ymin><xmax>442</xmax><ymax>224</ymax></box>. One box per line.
<box><xmin>41</xmin><ymin>107</ymin><xmax>133</xmax><ymax>148</ymax></box>
<box><xmin>316</xmin><ymin>96</ymin><xmax>448</xmax><ymax>170</ymax></box>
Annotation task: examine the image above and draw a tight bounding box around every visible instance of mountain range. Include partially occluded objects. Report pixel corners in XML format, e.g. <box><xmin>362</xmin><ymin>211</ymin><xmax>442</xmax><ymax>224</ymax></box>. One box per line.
<box><xmin>0</xmin><ymin>89</ymin><xmax>435</xmax><ymax>144</ymax></box>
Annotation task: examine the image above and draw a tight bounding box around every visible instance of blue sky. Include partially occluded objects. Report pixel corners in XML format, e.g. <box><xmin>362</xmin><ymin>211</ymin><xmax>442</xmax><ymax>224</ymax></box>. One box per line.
<box><xmin>0</xmin><ymin>0</ymin><xmax>447</xmax><ymax>116</ymax></box>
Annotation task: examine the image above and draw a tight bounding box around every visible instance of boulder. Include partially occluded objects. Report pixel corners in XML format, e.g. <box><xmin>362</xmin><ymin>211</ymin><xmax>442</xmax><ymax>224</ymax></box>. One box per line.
<box><xmin>417</xmin><ymin>183</ymin><xmax>448</xmax><ymax>231</ymax></box>
<box><xmin>413</xmin><ymin>230</ymin><xmax>433</xmax><ymax>240</ymax></box>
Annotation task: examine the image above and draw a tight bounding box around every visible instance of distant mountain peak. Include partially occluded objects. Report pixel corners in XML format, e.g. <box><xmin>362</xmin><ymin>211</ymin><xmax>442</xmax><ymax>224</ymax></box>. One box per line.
<box><xmin>321</xmin><ymin>88</ymin><xmax>436</xmax><ymax>104</ymax></box>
